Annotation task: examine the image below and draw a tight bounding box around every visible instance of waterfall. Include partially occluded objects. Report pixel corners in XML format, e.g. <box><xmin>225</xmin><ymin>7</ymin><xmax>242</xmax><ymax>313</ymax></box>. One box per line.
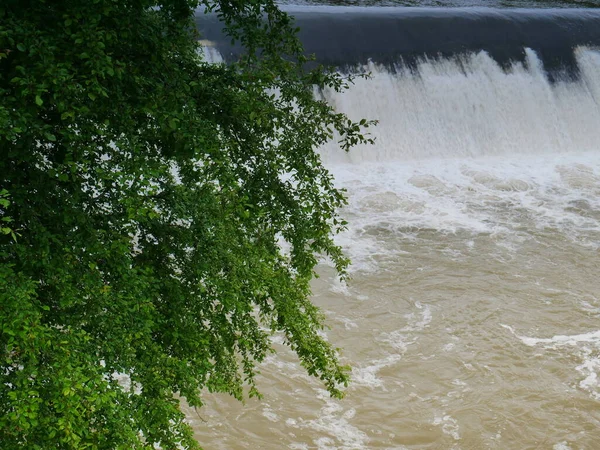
<box><xmin>319</xmin><ymin>47</ymin><xmax>600</xmax><ymax>163</ymax></box>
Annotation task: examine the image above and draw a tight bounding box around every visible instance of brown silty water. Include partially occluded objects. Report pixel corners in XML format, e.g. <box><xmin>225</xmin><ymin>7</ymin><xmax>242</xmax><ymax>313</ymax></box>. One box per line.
<box><xmin>183</xmin><ymin>48</ymin><xmax>600</xmax><ymax>449</ymax></box>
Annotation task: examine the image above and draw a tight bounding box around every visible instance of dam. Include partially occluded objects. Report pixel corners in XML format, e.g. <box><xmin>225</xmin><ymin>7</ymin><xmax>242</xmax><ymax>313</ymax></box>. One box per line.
<box><xmin>187</xmin><ymin>5</ymin><xmax>600</xmax><ymax>449</ymax></box>
<box><xmin>196</xmin><ymin>6</ymin><xmax>600</xmax><ymax>76</ymax></box>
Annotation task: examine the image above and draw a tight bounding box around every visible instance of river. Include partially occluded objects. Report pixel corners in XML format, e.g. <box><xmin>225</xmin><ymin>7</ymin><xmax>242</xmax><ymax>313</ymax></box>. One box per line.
<box><xmin>186</xmin><ymin>7</ymin><xmax>600</xmax><ymax>449</ymax></box>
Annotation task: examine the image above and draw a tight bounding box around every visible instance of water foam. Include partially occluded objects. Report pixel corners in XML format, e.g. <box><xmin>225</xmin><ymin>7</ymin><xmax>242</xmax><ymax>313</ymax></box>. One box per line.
<box><xmin>432</xmin><ymin>413</ymin><xmax>461</xmax><ymax>441</ymax></box>
<box><xmin>501</xmin><ymin>324</ymin><xmax>600</xmax><ymax>347</ymax></box>
<box><xmin>351</xmin><ymin>354</ymin><xmax>403</xmax><ymax>389</ymax></box>
<box><xmin>330</xmin><ymin>151</ymin><xmax>600</xmax><ymax>274</ymax></box>
<box><xmin>502</xmin><ymin>325</ymin><xmax>600</xmax><ymax>400</ymax></box>
<box><xmin>403</xmin><ymin>301</ymin><xmax>432</xmax><ymax>332</ymax></box>
<box><xmin>291</xmin><ymin>389</ymin><xmax>370</xmax><ymax>450</ymax></box>
<box><xmin>553</xmin><ymin>441</ymin><xmax>573</xmax><ymax>450</ymax></box>
<box><xmin>354</xmin><ymin>302</ymin><xmax>434</xmax><ymax>389</ymax></box>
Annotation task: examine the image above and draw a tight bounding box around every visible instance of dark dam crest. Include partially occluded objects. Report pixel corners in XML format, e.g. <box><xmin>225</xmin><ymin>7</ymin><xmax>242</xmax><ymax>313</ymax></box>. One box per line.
<box><xmin>195</xmin><ymin>7</ymin><xmax>600</xmax><ymax>79</ymax></box>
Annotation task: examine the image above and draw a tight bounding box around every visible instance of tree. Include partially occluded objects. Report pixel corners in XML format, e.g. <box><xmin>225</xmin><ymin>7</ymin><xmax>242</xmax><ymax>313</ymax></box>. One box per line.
<box><xmin>0</xmin><ymin>1</ymin><xmax>373</xmax><ymax>448</ymax></box>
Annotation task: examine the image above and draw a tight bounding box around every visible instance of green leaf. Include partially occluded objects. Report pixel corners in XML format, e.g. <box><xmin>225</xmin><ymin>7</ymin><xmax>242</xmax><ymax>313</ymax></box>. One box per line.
<box><xmin>0</xmin><ymin>1</ymin><xmax>368</xmax><ymax>447</ymax></box>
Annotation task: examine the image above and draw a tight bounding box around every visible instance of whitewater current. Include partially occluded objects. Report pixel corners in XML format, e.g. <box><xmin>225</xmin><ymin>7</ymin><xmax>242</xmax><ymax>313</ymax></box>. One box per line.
<box><xmin>183</xmin><ymin>47</ymin><xmax>600</xmax><ymax>449</ymax></box>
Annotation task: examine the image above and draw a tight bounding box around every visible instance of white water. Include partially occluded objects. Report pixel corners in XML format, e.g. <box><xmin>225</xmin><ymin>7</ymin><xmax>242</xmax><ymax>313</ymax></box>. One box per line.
<box><xmin>321</xmin><ymin>48</ymin><xmax>600</xmax><ymax>163</ymax></box>
<box><xmin>188</xmin><ymin>47</ymin><xmax>600</xmax><ymax>449</ymax></box>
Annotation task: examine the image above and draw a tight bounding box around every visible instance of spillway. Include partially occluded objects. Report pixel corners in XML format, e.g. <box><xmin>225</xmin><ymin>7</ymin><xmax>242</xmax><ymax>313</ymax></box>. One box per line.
<box><xmin>196</xmin><ymin>7</ymin><xmax>600</xmax><ymax>77</ymax></box>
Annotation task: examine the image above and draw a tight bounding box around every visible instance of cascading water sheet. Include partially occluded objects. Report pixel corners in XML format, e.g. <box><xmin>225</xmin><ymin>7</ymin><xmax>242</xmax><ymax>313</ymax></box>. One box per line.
<box><xmin>320</xmin><ymin>48</ymin><xmax>600</xmax><ymax>162</ymax></box>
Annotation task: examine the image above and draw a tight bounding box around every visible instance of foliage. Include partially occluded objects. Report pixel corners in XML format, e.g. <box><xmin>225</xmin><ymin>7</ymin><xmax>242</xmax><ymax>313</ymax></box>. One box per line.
<box><xmin>0</xmin><ymin>0</ymin><xmax>374</xmax><ymax>448</ymax></box>
<box><xmin>0</xmin><ymin>189</ymin><xmax>17</xmax><ymax>241</ymax></box>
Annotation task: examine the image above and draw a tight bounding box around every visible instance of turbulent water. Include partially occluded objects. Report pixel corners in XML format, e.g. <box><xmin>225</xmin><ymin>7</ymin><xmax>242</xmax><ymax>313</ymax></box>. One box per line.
<box><xmin>185</xmin><ymin>42</ymin><xmax>600</xmax><ymax>449</ymax></box>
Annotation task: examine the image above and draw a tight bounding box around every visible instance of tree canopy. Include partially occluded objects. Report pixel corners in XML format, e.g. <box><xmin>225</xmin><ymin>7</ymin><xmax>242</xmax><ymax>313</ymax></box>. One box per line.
<box><xmin>0</xmin><ymin>0</ymin><xmax>373</xmax><ymax>448</ymax></box>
